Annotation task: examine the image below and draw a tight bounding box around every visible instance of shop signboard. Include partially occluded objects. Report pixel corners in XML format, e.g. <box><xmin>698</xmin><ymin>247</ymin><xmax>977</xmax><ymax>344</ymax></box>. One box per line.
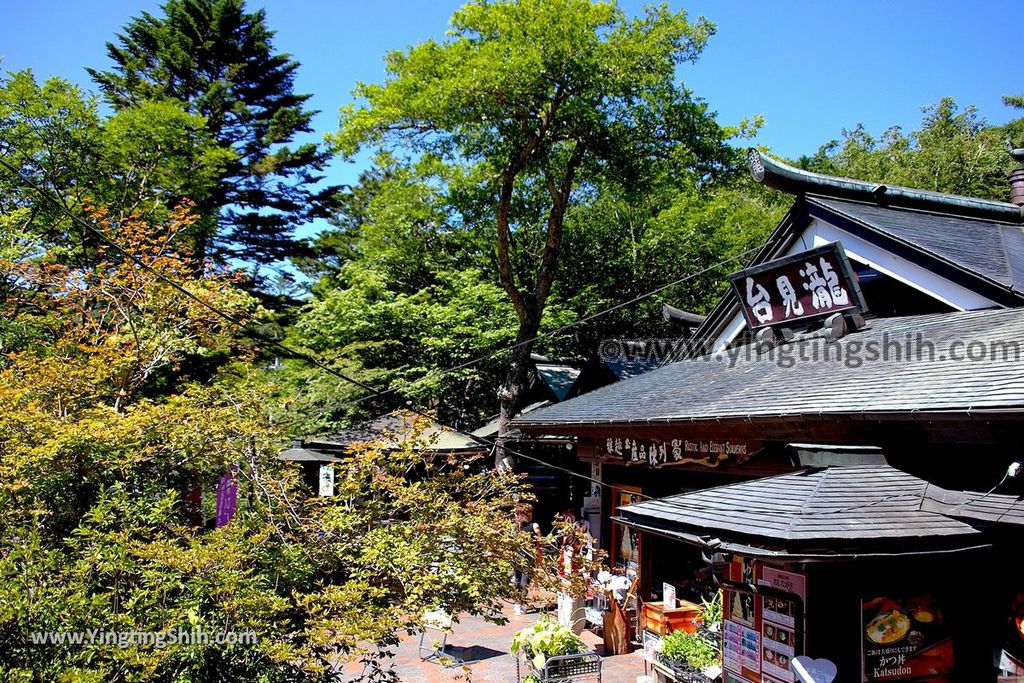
<box><xmin>596</xmin><ymin>437</ymin><xmax>758</xmax><ymax>468</ymax></box>
<box><xmin>861</xmin><ymin>595</ymin><xmax>953</xmax><ymax>681</ymax></box>
<box><xmin>663</xmin><ymin>582</ymin><xmax>677</xmax><ymax>609</ymax></box>
<box><xmin>723</xmin><ymin>556</ymin><xmax>807</xmax><ymax>683</ymax></box>
<box><xmin>729</xmin><ymin>242</ymin><xmax>866</xmax><ymax>331</ymax></box>
<box><xmin>643</xmin><ymin>629</ymin><xmax>663</xmax><ymax>665</ymax></box>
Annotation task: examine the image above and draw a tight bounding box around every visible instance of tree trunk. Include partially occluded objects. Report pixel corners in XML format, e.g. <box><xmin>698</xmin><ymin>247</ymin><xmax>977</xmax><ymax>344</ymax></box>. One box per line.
<box><xmin>496</xmin><ymin>312</ymin><xmax>540</xmax><ymax>467</ymax></box>
<box><xmin>491</xmin><ymin>123</ymin><xmax>580</xmax><ymax>468</ymax></box>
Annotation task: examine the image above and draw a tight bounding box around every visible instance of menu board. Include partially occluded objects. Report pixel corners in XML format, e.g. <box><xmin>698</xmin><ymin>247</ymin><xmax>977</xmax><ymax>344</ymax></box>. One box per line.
<box><xmin>725</xmin><ymin>620</ymin><xmax>761</xmax><ymax>674</ymax></box>
<box><xmin>723</xmin><ymin>557</ymin><xmax>807</xmax><ymax>683</ymax></box>
<box><xmin>861</xmin><ymin>595</ymin><xmax>953</xmax><ymax>681</ymax></box>
<box><xmin>761</xmin><ymin>616</ymin><xmax>796</xmax><ymax>680</ymax></box>
<box><xmin>758</xmin><ymin>567</ymin><xmax>806</xmax><ymax>682</ymax></box>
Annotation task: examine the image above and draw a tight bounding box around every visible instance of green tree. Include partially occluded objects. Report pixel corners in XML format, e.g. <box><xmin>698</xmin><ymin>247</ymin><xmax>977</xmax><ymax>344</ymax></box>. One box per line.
<box><xmin>554</xmin><ymin>177</ymin><xmax>784</xmax><ymax>346</ymax></box>
<box><xmin>800</xmin><ymin>97</ymin><xmax>1018</xmax><ymax>201</ymax></box>
<box><xmin>0</xmin><ymin>201</ymin><xmax>571</xmax><ymax>680</ymax></box>
<box><xmin>89</xmin><ymin>0</ymin><xmax>338</xmax><ymax>266</ymax></box>
<box><xmin>334</xmin><ymin>0</ymin><xmax>736</xmax><ymax>459</ymax></box>
<box><xmin>0</xmin><ymin>70</ymin><xmax>230</xmax><ymax>269</ymax></box>
<box><xmin>279</xmin><ymin>157</ymin><xmax>532</xmax><ymax>431</ymax></box>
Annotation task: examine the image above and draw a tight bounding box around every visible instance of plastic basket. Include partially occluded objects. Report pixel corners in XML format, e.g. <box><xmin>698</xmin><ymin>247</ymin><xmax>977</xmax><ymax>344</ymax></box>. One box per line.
<box><xmin>658</xmin><ymin>653</ymin><xmax>715</xmax><ymax>683</ymax></box>
<box><xmin>518</xmin><ymin>649</ymin><xmax>602</xmax><ymax>682</ymax></box>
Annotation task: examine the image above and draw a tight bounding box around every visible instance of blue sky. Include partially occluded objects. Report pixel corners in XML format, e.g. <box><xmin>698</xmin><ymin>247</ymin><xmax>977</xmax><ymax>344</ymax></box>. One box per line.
<box><xmin>1</xmin><ymin>0</ymin><xmax>1020</xmax><ymax>239</ymax></box>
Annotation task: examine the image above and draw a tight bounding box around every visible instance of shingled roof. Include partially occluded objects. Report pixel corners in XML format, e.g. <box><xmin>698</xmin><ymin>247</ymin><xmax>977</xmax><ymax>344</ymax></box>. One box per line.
<box><xmin>810</xmin><ymin>196</ymin><xmax>1024</xmax><ymax>293</ymax></box>
<box><xmin>513</xmin><ymin>307</ymin><xmax>1024</xmax><ymax>428</ymax></box>
<box><xmin>614</xmin><ymin>464</ymin><xmax>985</xmax><ymax>555</ymax></box>
<box><xmin>307</xmin><ymin>411</ymin><xmax>484</xmax><ymax>453</ymax></box>
<box><xmin>688</xmin><ymin>151</ymin><xmax>1024</xmax><ymax>348</ymax></box>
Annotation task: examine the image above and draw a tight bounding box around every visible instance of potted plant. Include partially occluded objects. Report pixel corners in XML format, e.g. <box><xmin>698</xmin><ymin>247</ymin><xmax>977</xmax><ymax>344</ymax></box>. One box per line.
<box><xmin>697</xmin><ymin>592</ymin><xmax>723</xmax><ymax>647</ymax></box>
<box><xmin>511</xmin><ymin>617</ymin><xmax>600</xmax><ymax>681</ymax></box>
<box><xmin>659</xmin><ymin>628</ymin><xmax>721</xmax><ymax>682</ymax></box>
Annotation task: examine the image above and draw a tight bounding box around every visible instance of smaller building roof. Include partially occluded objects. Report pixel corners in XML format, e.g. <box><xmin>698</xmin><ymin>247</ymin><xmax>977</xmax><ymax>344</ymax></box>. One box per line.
<box><xmin>307</xmin><ymin>411</ymin><xmax>485</xmax><ymax>453</ymax></box>
<box><xmin>278</xmin><ymin>446</ymin><xmax>343</xmax><ymax>463</ymax></box>
<box><xmin>616</xmin><ymin>464</ymin><xmax>982</xmax><ymax>555</ymax></box>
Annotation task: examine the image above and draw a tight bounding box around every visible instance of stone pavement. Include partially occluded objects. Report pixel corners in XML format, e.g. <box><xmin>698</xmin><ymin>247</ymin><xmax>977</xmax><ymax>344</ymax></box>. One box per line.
<box><xmin>337</xmin><ymin>602</ymin><xmax>649</xmax><ymax>682</ymax></box>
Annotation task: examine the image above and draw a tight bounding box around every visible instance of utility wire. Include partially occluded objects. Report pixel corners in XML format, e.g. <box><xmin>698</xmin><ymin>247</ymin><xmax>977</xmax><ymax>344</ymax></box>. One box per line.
<box><xmin>3</xmin><ymin>158</ymin><xmax>1010</xmax><ymax>524</ymax></box>
<box><xmin>324</xmin><ymin>245</ymin><xmax>760</xmax><ymax>413</ymax></box>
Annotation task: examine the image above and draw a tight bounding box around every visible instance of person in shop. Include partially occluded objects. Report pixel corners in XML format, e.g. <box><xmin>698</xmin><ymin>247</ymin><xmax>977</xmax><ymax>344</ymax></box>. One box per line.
<box><xmin>512</xmin><ymin>505</ymin><xmax>542</xmax><ymax>615</ymax></box>
<box><xmin>556</xmin><ymin>518</ymin><xmax>587</xmax><ymax>635</ymax></box>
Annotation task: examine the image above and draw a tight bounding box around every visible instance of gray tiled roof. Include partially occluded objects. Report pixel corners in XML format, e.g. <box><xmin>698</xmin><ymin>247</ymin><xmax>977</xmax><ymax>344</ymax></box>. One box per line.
<box><xmin>921</xmin><ymin>485</ymin><xmax>1024</xmax><ymax>526</ymax></box>
<box><xmin>309</xmin><ymin>411</ymin><xmax>483</xmax><ymax>452</ymax></box>
<box><xmin>617</xmin><ymin>465</ymin><xmax>980</xmax><ymax>544</ymax></box>
<box><xmin>812</xmin><ymin>197</ymin><xmax>1024</xmax><ymax>291</ymax></box>
<box><xmin>514</xmin><ymin>308</ymin><xmax>1024</xmax><ymax>427</ymax></box>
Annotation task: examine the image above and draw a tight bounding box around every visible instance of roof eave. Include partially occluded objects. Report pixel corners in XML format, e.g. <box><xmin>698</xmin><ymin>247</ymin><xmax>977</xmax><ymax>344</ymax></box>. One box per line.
<box><xmin>514</xmin><ymin>406</ymin><xmax>1024</xmax><ymax>433</ymax></box>
<box><xmin>750</xmin><ymin>149</ymin><xmax>1024</xmax><ymax>222</ymax></box>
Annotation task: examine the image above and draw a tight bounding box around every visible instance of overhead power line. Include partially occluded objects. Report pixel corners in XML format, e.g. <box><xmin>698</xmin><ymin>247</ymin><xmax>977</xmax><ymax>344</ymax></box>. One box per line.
<box><xmin>11</xmin><ymin>156</ymin><xmax>1003</xmax><ymax>525</ymax></box>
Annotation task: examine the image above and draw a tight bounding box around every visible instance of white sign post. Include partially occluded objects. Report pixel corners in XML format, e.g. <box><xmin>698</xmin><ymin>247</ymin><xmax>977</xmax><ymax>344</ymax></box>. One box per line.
<box><xmin>318</xmin><ymin>464</ymin><xmax>335</xmax><ymax>497</ymax></box>
<box><xmin>662</xmin><ymin>582</ymin><xmax>676</xmax><ymax>609</ymax></box>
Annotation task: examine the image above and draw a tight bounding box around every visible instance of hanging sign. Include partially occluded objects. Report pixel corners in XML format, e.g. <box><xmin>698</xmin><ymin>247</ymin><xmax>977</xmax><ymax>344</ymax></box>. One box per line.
<box><xmin>318</xmin><ymin>464</ymin><xmax>335</xmax><ymax>497</ymax></box>
<box><xmin>729</xmin><ymin>242</ymin><xmax>866</xmax><ymax>330</ymax></box>
<box><xmin>597</xmin><ymin>437</ymin><xmax>757</xmax><ymax>468</ymax></box>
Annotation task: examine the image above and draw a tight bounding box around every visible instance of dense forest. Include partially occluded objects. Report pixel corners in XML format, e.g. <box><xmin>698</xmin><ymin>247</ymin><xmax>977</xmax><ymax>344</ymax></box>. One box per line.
<box><xmin>1</xmin><ymin>0</ymin><xmax>1022</xmax><ymax>678</ymax></box>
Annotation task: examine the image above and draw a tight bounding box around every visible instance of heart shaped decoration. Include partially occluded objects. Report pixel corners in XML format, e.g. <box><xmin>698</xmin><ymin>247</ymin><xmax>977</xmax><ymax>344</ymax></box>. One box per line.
<box><xmin>791</xmin><ymin>655</ymin><xmax>838</xmax><ymax>683</ymax></box>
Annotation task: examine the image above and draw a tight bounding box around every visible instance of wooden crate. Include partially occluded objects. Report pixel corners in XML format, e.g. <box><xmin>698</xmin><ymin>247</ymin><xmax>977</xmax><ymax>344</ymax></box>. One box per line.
<box><xmin>641</xmin><ymin>599</ymin><xmax>702</xmax><ymax>636</ymax></box>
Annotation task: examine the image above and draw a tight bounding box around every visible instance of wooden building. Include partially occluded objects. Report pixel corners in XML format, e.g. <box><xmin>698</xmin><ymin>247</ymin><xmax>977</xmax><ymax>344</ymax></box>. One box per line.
<box><xmin>513</xmin><ymin>150</ymin><xmax>1024</xmax><ymax>681</ymax></box>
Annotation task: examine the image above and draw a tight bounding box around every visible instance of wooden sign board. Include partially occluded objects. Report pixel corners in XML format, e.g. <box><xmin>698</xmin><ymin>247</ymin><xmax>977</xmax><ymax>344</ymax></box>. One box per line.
<box><xmin>596</xmin><ymin>437</ymin><xmax>757</xmax><ymax>469</ymax></box>
<box><xmin>729</xmin><ymin>242</ymin><xmax>866</xmax><ymax>331</ymax></box>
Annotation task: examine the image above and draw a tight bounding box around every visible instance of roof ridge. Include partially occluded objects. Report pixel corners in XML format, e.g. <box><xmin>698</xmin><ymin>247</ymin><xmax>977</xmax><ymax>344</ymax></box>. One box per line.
<box><xmin>750</xmin><ymin>149</ymin><xmax>1023</xmax><ymax>222</ymax></box>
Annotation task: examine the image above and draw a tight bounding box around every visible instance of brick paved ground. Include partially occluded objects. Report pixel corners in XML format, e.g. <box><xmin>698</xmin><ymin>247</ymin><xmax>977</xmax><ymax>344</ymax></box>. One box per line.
<box><xmin>337</xmin><ymin>601</ymin><xmax>649</xmax><ymax>682</ymax></box>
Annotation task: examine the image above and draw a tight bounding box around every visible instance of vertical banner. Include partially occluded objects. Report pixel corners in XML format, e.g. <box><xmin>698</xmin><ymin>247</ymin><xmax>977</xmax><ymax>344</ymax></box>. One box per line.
<box><xmin>215</xmin><ymin>469</ymin><xmax>237</xmax><ymax>527</ymax></box>
<box><xmin>612</xmin><ymin>486</ymin><xmax>643</xmax><ymax>577</ymax></box>
<box><xmin>319</xmin><ymin>464</ymin><xmax>335</xmax><ymax>497</ymax></box>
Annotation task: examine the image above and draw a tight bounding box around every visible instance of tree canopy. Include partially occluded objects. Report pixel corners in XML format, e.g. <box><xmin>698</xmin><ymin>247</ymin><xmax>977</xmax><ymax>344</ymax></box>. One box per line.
<box><xmin>0</xmin><ymin>201</ymin><xmax>571</xmax><ymax>681</ymax></box>
<box><xmin>333</xmin><ymin>0</ymin><xmax>746</xmax><ymax>448</ymax></box>
<box><xmin>89</xmin><ymin>0</ymin><xmax>339</xmax><ymax>267</ymax></box>
<box><xmin>799</xmin><ymin>97</ymin><xmax>1021</xmax><ymax>201</ymax></box>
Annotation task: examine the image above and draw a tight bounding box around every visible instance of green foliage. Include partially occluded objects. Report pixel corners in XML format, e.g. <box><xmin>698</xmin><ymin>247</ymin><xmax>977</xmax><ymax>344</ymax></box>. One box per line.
<box><xmin>0</xmin><ymin>70</ymin><xmax>229</xmax><ymax>267</ymax></box>
<box><xmin>700</xmin><ymin>591</ymin><xmax>723</xmax><ymax>630</ymax></box>
<box><xmin>799</xmin><ymin>97</ymin><xmax>1020</xmax><ymax>201</ymax></box>
<box><xmin>0</xmin><ymin>206</ymin><xmax>550</xmax><ymax>680</ymax></box>
<box><xmin>661</xmin><ymin>628</ymin><xmax>719</xmax><ymax>670</ymax></box>
<box><xmin>510</xmin><ymin>617</ymin><xmax>587</xmax><ymax>670</ymax></box>
<box><xmin>89</xmin><ymin>0</ymin><xmax>338</xmax><ymax>265</ymax></box>
<box><xmin>335</xmin><ymin>0</ymin><xmax>727</xmax><ymax>175</ymax></box>
<box><xmin>554</xmin><ymin>178</ymin><xmax>784</xmax><ymax>344</ymax></box>
<box><xmin>282</xmin><ymin>261</ymin><xmax>521</xmax><ymax>429</ymax></box>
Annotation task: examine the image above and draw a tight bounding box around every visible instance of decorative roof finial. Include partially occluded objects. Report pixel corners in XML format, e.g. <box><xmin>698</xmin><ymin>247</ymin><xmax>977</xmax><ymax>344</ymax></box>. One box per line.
<box><xmin>1007</xmin><ymin>138</ymin><xmax>1024</xmax><ymax>166</ymax></box>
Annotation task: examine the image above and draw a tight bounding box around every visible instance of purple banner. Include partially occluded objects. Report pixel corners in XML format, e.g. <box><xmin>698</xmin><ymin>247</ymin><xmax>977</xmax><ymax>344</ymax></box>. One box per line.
<box><xmin>215</xmin><ymin>470</ymin><xmax>237</xmax><ymax>527</ymax></box>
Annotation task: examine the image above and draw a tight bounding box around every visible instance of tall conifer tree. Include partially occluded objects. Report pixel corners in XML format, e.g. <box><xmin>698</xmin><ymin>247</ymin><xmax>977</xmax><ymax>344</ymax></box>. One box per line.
<box><xmin>90</xmin><ymin>0</ymin><xmax>338</xmax><ymax>265</ymax></box>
